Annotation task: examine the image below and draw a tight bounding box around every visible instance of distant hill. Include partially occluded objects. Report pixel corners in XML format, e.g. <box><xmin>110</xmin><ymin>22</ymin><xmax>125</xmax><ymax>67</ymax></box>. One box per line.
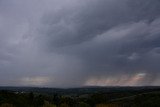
<box><xmin>0</xmin><ymin>86</ymin><xmax>160</xmax><ymax>95</ymax></box>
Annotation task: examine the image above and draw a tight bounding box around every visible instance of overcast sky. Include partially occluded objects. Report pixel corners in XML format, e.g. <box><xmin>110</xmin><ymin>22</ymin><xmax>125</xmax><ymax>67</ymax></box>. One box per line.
<box><xmin>0</xmin><ymin>0</ymin><xmax>160</xmax><ymax>87</ymax></box>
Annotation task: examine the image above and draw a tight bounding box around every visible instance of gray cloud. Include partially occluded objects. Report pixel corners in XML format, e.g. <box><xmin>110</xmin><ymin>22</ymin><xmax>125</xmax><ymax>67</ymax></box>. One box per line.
<box><xmin>0</xmin><ymin>0</ymin><xmax>160</xmax><ymax>87</ymax></box>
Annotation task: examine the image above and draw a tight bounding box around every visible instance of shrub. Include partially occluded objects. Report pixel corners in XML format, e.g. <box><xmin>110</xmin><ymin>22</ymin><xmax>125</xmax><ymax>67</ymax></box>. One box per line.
<box><xmin>96</xmin><ymin>104</ymin><xmax>119</xmax><ymax>107</ymax></box>
<box><xmin>0</xmin><ymin>103</ymin><xmax>14</xmax><ymax>107</ymax></box>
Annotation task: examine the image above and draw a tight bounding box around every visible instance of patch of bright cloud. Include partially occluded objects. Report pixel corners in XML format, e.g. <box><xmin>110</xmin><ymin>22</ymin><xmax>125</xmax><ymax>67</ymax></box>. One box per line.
<box><xmin>21</xmin><ymin>76</ymin><xmax>51</xmax><ymax>86</ymax></box>
<box><xmin>84</xmin><ymin>73</ymin><xmax>147</xmax><ymax>86</ymax></box>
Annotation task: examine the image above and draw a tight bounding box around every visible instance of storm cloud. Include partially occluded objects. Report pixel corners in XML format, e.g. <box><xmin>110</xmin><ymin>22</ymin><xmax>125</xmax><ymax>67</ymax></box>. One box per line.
<box><xmin>0</xmin><ymin>0</ymin><xmax>160</xmax><ymax>87</ymax></box>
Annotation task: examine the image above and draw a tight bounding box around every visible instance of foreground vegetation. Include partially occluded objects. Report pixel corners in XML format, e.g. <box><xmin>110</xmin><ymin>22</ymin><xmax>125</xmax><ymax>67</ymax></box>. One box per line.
<box><xmin>0</xmin><ymin>87</ymin><xmax>160</xmax><ymax>107</ymax></box>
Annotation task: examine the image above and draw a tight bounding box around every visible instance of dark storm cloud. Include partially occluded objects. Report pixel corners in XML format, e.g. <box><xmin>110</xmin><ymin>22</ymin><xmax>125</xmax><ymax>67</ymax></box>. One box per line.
<box><xmin>40</xmin><ymin>0</ymin><xmax>160</xmax><ymax>47</ymax></box>
<box><xmin>0</xmin><ymin>0</ymin><xmax>160</xmax><ymax>87</ymax></box>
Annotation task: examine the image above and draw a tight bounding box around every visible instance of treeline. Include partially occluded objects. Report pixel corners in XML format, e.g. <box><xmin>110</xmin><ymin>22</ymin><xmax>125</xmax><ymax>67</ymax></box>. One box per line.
<box><xmin>0</xmin><ymin>90</ymin><xmax>160</xmax><ymax>107</ymax></box>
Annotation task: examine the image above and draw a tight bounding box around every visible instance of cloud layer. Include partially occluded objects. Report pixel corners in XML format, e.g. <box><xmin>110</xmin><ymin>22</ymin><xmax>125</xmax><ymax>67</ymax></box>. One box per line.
<box><xmin>0</xmin><ymin>0</ymin><xmax>160</xmax><ymax>87</ymax></box>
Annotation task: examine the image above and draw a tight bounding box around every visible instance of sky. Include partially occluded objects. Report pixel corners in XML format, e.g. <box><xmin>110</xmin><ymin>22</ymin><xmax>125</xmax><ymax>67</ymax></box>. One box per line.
<box><xmin>0</xmin><ymin>0</ymin><xmax>160</xmax><ymax>87</ymax></box>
